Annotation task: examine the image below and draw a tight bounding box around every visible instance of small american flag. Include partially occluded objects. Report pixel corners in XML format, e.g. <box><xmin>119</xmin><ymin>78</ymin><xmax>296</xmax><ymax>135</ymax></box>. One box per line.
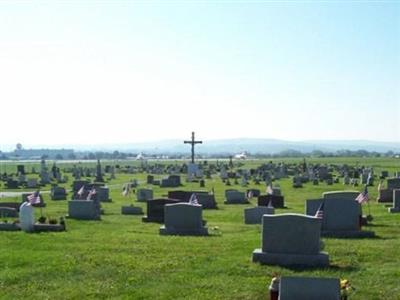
<box><xmin>77</xmin><ymin>185</ymin><xmax>85</xmax><ymax>198</ymax></box>
<box><xmin>27</xmin><ymin>191</ymin><xmax>41</xmax><ymax>204</ymax></box>
<box><xmin>266</xmin><ymin>183</ymin><xmax>273</xmax><ymax>195</ymax></box>
<box><xmin>122</xmin><ymin>184</ymin><xmax>130</xmax><ymax>197</ymax></box>
<box><xmin>315</xmin><ymin>202</ymin><xmax>324</xmax><ymax>219</ymax></box>
<box><xmin>188</xmin><ymin>193</ymin><xmax>199</xmax><ymax>205</ymax></box>
<box><xmin>267</xmin><ymin>199</ymin><xmax>274</xmax><ymax>208</ymax></box>
<box><xmin>355</xmin><ymin>185</ymin><xmax>369</xmax><ymax>204</ymax></box>
<box><xmin>87</xmin><ymin>188</ymin><xmax>97</xmax><ymax>201</ymax></box>
<box><xmin>378</xmin><ymin>180</ymin><xmax>384</xmax><ymax>192</ymax></box>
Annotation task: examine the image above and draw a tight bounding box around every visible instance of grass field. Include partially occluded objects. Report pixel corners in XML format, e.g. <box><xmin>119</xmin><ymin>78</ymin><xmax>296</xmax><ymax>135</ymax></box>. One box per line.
<box><xmin>0</xmin><ymin>157</ymin><xmax>399</xmax><ymax>299</ymax></box>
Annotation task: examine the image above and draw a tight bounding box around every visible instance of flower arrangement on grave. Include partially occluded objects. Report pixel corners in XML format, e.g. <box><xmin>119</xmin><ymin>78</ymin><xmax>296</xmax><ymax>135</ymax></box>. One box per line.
<box><xmin>38</xmin><ymin>216</ymin><xmax>47</xmax><ymax>224</ymax></box>
<box><xmin>340</xmin><ymin>279</ymin><xmax>355</xmax><ymax>299</ymax></box>
<box><xmin>48</xmin><ymin>217</ymin><xmax>58</xmax><ymax>225</ymax></box>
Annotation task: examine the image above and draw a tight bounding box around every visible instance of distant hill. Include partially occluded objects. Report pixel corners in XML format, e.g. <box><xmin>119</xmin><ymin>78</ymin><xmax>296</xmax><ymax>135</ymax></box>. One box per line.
<box><xmin>72</xmin><ymin>138</ymin><xmax>400</xmax><ymax>154</ymax></box>
<box><xmin>2</xmin><ymin>139</ymin><xmax>399</xmax><ymax>154</ymax></box>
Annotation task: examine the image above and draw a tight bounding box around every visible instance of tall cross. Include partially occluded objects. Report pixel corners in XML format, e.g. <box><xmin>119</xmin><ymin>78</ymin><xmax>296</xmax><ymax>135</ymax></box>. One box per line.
<box><xmin>184</xmin><ymin>131</ymin><xmax>202</xmax><ymax>163</ymax></box>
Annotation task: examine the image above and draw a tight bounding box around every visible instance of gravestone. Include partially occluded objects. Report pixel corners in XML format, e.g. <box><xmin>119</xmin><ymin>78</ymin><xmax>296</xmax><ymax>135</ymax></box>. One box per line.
<box><xmin>95</xmin><ymin>159</ymin><xmax>104</xmax><ymax>182</ymax></box>
<box><xmin>378</xmin><ymin>178</ymin><xmax>400</xmax><ymax>203</ymax></box>
<box><xmin>306</xmin><ymin>198</ymin><xmax>374</xmax><ymax>238</ymax></box>
<box><xmin>388</xmin><ymin>189</ymin><xmax>400</xmax><ymax>213</ymax></box>
<box><xmin>19</xmin><ymin>202</ymin><xmax>35</xmax><ymax>232</ymax></box>
<box><xmin>196</xmin><ymin>193</ymin><xmax>218</xmax><ymax>209</ymax></box>
<box><xmin>68</xmin><ymin>200</ymin><xmax>101</xmax><ymax>220</ymax></box>
<box><xmin>224</xmin><ymin>190</ymin><xmax>248</xmax><ymax>204</ymax></box>
<box><xmin>252</xmin><ymin>214</ymin><xmax>329</xmax><ymax>267</ymax></box>
<box><xmin>26</xmin><ymin>178</ymin><xmax>38</xmax><ymax>188</ymax></box>
<box><xmin>258</xmin><ymin>195</ymin><xmax>285</xmax><ymax>208</ymax></box>
<box><xmin>72</xmin><ymin>180</ymin><xmax>89</xmax><ymax>193</ymax></box>
<box><xmin>199</xmin><ymin>179</ymin><xmax>205</xmax><ymax>188</ymax></box>
<box><xmin>17</xmin><ymin>165</ymin><xmax>25</xmax><ymax>175</ymax></box>
<box><xmin>50</xmin><ymin>186</ymin><xmax>67</xmax><ymax>200</ymax></box>
<box><xmin>387</xmin><ymin>178</ymin><xmax>400</xmax><ymax>189</ymax></box>
<box><xmin>142</xmin><ymin>198</ymin><xmax>180</xmax><ymax>223</ymax></box>
<box><xmin>292</xmin><ymin>177</ymin><xmax>303</xmax><ymax>188</ymax></box>
<box><xmin>246</xmin><ymin>188</ymin><xmax>261</xmax><ymax>197</ymax></box>
<box><xmin>21</xmin><ymin>193</ymin><xmax>46</xmax><ymax>207</ymax></box>
<box><xmin>279</xmin><ymin>276</ymin><xmax>340</xmax><ymax>300</ymax></box>
<box><xmin>0</xmin><ymin>207</ymin><xmax>18</xmax><ymax>218</ymax></box>
<box><xmin>187</xmin><ymin>163</ymin><xmax>199</xmax><ymax>179</ymax></box>
<box><xmin>322</xmin><ymin>191</ymin><xmax>359</xmax><ymax>200</ymax></box>
<box><xmin>137</xmin><ymin>188</ymin><xmax>153</xmax><ymax>202</ymax></box>
<box><xmin>0</xmin><ymin>202</ymin><xmax>21</xmax><ymax>211</ymax></box>
<box><xmin>159</xmin><ymin>203</ymin><xmax>208</xmax><ymax>236</ymax></box>
<box><xmin>244</xmin><ymin>206</ymin><xmax>274</xmax><ymax>224</ymax></box>
<box><xmin>121</xmin><ymin>205</ymin><xmax>143</xmax><ymax>215</ymax></box>
<box><xmin>146</xmin><ymin>175</ymin><xmax>154</xmax><ymax>184</ymax></box>
<box><xmin>6</xmin><ymin>179</ymin><xmax>19</xmax><ymax>189</ymax></box>
<box><xmin>272</xmin><ymin>187</ymin><xmax>282</xmax><ymax>196</ymax></box>
<box><xmin>160</xmin><ymin>175</ymin><xmax>181</xmax><ymax>187</ymax></box>
<box><xmin>96</xmin><ymin>187</ymin><xmax>111</xmax><ymax>202</ymax></box>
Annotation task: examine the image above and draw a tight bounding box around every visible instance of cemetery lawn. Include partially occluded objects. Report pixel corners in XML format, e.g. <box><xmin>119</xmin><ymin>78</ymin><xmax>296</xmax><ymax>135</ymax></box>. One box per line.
<box><xmin>1</xmin><ymin>157</ymin><xmax>399</xmax><ymax>300</ymax></box>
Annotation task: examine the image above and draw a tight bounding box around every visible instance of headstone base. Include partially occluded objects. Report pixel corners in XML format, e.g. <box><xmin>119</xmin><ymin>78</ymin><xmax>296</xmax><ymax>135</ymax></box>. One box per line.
<box><xmin>51</xmin><ymin>195</ymin><xmax>67</xmax><ymax>201</ymax></box>
<box><xmin>33</xmin><ymin>224</ymin><xmax>65</xmax><ymax>232</ymax></box>
<box><xmin>142</xmin><ymin>216</ymin><xmax>162</xmax><ymax>223</ymax></box>
<box><xmin>321</xmin><ymin>230</ymin><xmax>375</xmax><ymax>238</ymax></box>
<box><xmin>0</xmin><ymin>223</ymin><xmax>21</xmax><ymax>231</ymax></box>
<box><xmin>388</xmin><ymin>207</ymin><xmax>400</xmax><ymax>213</ymax></box>
<box><xmin>252</xmin><ymin>249</ymin><xmax>329</xmax><ymax>267</ymax></box>
<box><xmin>159</xmin><ymin>225</ymin><xmax>208</xmax><ymax>236</ymax></box>
<box><xmin>0</xmin><ymin>207</ymin><xmax>18</xmax><ymax>217</ymax></box>
<box><xmin>224</xmin><ymin>200</ymin><xmax>250</xmax><ymax>205</ymax></box>
<box><xmin>121</xmin><ymin>206</ymin><xmax>143</xmax><ymax>215</ymax></box>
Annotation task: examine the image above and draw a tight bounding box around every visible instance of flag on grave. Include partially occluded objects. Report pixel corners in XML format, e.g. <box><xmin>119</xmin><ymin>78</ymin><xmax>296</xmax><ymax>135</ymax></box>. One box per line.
<box><xmin>315</xmin><ymin>202</ymin><xmax>324</xmax><ymax>219</ymax></box>
<box><xmin>189</xmin><ymin>193</ymin><xmax>199</xmax><ymax>205</ymax></box>
<box><xmin>355</xmin><ymin>185</ymin><xmax>369</xmax><ymax>204</ymax></box>
<box><xmin>87</xmin><ymin>188</ymin><xmax>97</xmax><ymax>201</ymax></box>
<box><xmin>27</xmin><ymin>190</ymin><xmax>41</xmax><ymax>204</ymax></box>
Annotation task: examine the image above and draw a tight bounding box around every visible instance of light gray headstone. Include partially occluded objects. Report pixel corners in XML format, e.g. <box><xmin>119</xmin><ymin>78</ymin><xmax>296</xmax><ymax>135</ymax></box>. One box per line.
<box><xmin>279</xmin><ymin>276</ymin><xmax>340</xmax><ymax>300</ymax></box>
<box><xmin>26</xmin><ymin>178</ymin><xmax>38</xmax><ymax>188</ymax></box>
<box><xmin>68</xmin><ymin>200</ymin><xmax>101</xmax><ymax>220</ymax></box>
<box><xmin>322</xmin><ymin>191</ymin><xmax>359</xmax><ymax>200</ymax></box>
<box><xmin>97</xmin><ymin>187</ymin><xmax>111</xmax><ymax>202</ymax></box>
<box><xmin>389</xmin><ymin>189</ymin><xmax>400</xmax><ymax>213</ymax></box>
<box><xmin>159</xmin><ymin>203</ymin><xmax>208</xmax><ymax>236</ymax></box>
<box><xmin>19</xmin><ymin>202</ymin><xmax>35</xmax><ymax>232</ymax></box>
<box><xmin>121</xmin><ymin>205</ymin><xmax>143</xmax><ymax>215</ymax></box>
<box><xmin>252</xmin><ymin>213</ymin><xmax>329</xmax><ymax>267</ymax></box>
<box><xmin>244</xmin><ymin>206</ymin><xmax>274</xmax><ymax>224</ymax></box>
<box><xmin>137</xmin><ymin>188</ymin><xmax>153</xmax><ymax>202</ymax></box>
<box><xmin>225</xmin><ymin>190</ymin><xmax>247</xmax><ymax>204</ymax></box>
<box><xmin>306</xmin><ymin>198</ymin><xmax>374</xmax><ymax>238</ymax></box>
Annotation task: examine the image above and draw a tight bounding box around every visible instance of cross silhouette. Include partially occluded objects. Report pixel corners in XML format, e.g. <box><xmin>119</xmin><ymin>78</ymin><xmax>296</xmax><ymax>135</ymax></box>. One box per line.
<box><xmin>184</xmin><ymin>132</ymin><xmax>202</xmax><ymax>163</ymax></box>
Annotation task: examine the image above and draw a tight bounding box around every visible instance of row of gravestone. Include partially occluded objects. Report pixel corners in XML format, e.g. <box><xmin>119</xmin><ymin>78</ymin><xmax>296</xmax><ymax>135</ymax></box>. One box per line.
<box><xmin>252</xmin><ymin>192</ymin><xmax>376</xmax><ymax>268</ymax></box>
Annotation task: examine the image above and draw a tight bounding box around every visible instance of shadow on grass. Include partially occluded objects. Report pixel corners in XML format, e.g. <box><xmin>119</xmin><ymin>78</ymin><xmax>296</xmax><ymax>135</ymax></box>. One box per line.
<box><xmin>364</xmin><ymin>223</ymin><xmax>391</xmax><ymax>228</ymax></box>
<box><xmin>283</xmin><ymin>264</ymin><xmax>359</xmax><ymax>272</ymax></box>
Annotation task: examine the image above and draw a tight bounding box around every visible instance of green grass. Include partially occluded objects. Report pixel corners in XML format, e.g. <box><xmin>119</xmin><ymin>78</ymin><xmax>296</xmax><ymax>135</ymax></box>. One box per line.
<box><xmin>0</xmin><ymin>157</ymin><xmax>400</xmax><ymax>299</ymax></box>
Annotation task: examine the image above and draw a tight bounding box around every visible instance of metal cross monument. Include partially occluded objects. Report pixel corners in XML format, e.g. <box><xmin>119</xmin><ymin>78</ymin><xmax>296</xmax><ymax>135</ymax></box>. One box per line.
<box><xmin>184</xmin><ymin>131</ymin><xmax>202</xmax><ymax>163</ymax></box>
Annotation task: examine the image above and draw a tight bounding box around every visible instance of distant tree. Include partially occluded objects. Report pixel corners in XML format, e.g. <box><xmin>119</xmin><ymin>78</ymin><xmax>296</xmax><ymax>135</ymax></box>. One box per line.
<box><xmin>55</xmin><ymin>154</ymin><xmax>64</xmax><ymax>160</ymax></box>
<box><xmin>112</xmin><ymin>151</ymin><xmax>120</xmax><ymax>159</ymax></box>
<box><xmin>68</xmin><ymin>153</ymin><xmax>76</xmax><ymax>160</ymax></box>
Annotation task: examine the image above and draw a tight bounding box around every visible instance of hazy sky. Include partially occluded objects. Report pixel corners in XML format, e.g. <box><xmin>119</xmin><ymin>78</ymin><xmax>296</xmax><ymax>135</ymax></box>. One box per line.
<box><xmin>0</xmin><ymin>1</ymin><xmax>399</xmax><ymax>149</ymax></box>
